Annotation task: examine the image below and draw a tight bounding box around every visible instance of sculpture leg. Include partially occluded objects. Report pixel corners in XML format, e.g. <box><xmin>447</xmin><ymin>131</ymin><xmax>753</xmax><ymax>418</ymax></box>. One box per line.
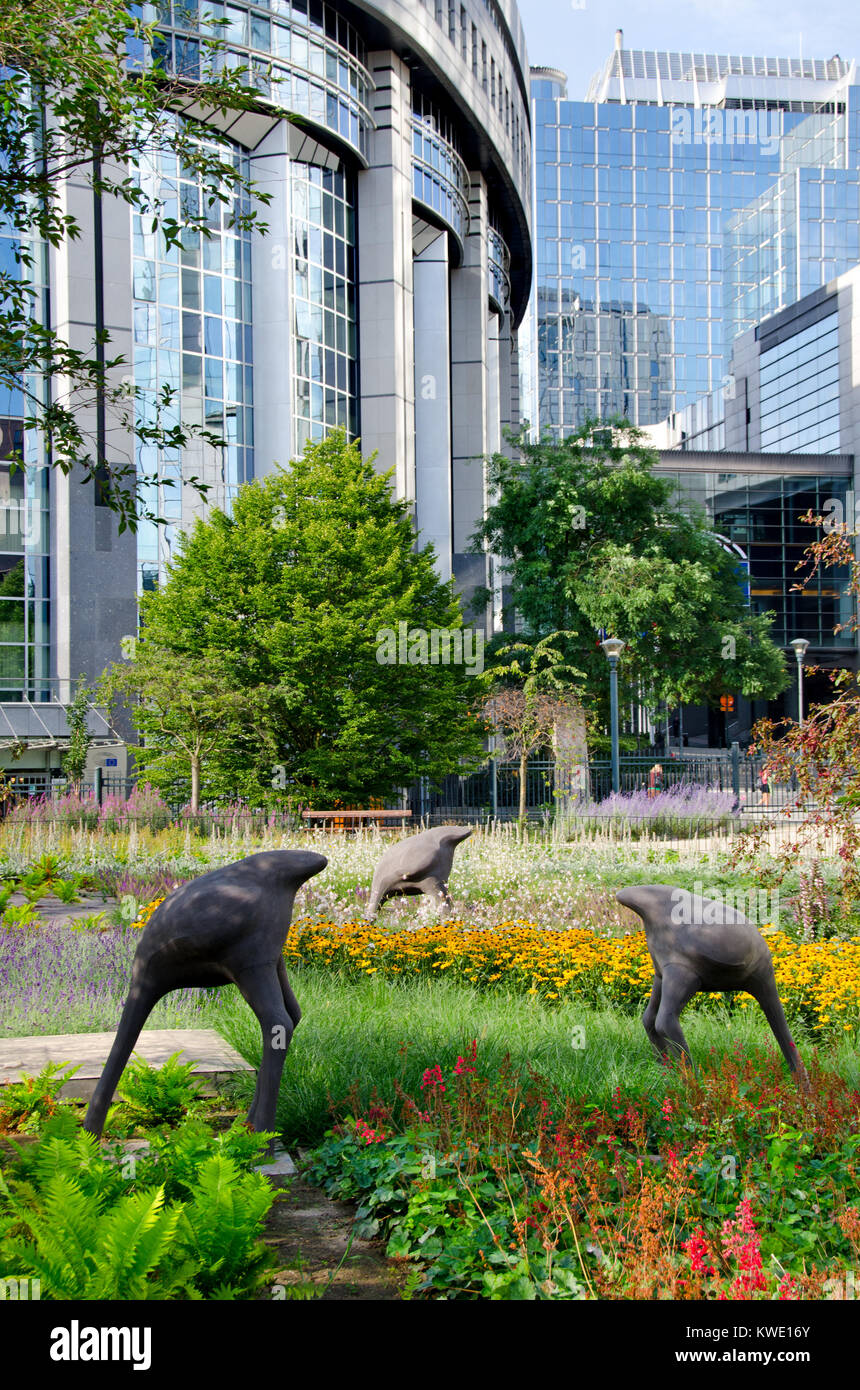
<box><xmin>82</xmin><ymin>981</ymin><xmax>162</xmax><ymax>1137</ymax></box>
<box><xmin>642</xmin><ymin>975</ymin><xmax>663</xmax><ymax>1057</ymax></box>
<box><xmin>434</xmin><ymin>881</ymin><xmax>454</xmax><ymax>918</ymax></box>
<box><xmin>277</xmin><ymin>957</ymin><xmax>302</xmax><ymax>1028</ymax></box>
<box><xmin>235</xmin><ymin>963</ymin><xmax>293</xmax><ymax>1136</ymax></box>
<box><xmin>748</xmin><ymin>970</ymin><xmax>811</xmax><ymax>1092</ymax></box>
<box><xmin>654</xmin><ymin>966</ymin><xmax>700</xmax><ymax>1071</ymax></box>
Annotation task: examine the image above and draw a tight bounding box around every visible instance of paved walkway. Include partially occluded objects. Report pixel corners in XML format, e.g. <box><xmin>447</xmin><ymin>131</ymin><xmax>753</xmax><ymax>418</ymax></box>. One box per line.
<box><xmin>264</xmin><ymin>1170</ymin><xmax>406</xmax><ymax>1300</ymax></box>
<box><xmin>0</xmin><ymin>1028</ymin><xmax>253</xmax><ymax>1100</ymax></box>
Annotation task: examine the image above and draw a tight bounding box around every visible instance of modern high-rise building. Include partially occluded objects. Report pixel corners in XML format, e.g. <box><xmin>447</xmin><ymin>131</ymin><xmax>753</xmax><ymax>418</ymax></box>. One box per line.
<box><xmin>644</xmin><ymin>262</ymin><xmax>860</xmax><ymax>742</ymax></box>
<box><xmin>0</xmin><ymin>0</ymin><xmax>533</xmax><ymax>789</ymax></box>
<box><xmin>530</xmin><ymin>37</ymin><xmax>860</xmax><ymax>435</ymax></box>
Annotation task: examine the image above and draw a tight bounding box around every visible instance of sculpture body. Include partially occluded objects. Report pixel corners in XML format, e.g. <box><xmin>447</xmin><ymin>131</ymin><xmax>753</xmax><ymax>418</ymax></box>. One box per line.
<box><xmin>616</xmin><ymin>884</ymin><xmax>809</xmax><ymax>1088</ymax></box>
<box><xmin>367</xmin><ymin>825</ymin><xmax>472</xmax><ymax>918</ymax></box>
<box><xmin>83</xmin><ymin>850</ymin><xmax>327</xmax><ymax>1137</ymax></box>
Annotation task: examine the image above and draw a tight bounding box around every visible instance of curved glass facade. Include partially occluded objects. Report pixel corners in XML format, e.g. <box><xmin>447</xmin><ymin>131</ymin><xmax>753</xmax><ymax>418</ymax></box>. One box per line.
<box><xmin>412</xmin><ymin>93</ymin><xmax>471</xmax><ymax>246</ymax></box>
<box><xmin>145</xmin><ymin>0</ymin><xmax>374</xmax><ymax>162</ymax></box>
<box><xmin>290</xmin><ymin>158</ymin><xmax>357</xmax><ymax>451</ymax></box>
<box><xmin>132</xmin><ymin>128</ymin><xmax>254</xmax><ymax>589</ymax></box>
<box><xmin>0</xmin><ymin>435</ymin><xmax>50</xmax><ymax>702</ymax></box>
<box><xmin>0</xmin><ymin>211</ymin><xmax>51</xmax><ymax>700</ymax></box>
<box><xmin>488</xmin><ymin>220</ymin><xmax>511</xmax><ymax>310</ymax></box>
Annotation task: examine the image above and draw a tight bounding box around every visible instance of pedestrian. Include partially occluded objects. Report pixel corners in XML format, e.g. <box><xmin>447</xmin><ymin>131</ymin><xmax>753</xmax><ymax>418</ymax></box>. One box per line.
<box><xmin>648</xmin><ymin>762</ymin><xmax>664</xmax><ymax>798</ymax></box>
<box><xmin>759</xmin><ymin>762</ymin><xmax>772</xmax><ymax>807</ymax></box>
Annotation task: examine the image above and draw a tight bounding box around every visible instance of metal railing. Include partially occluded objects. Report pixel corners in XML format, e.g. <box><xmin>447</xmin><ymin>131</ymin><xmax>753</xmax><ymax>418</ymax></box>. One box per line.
<box><xmin>408</xmin><ymin>743</ymin><xmax>802</xmax><ymax>824</ymax></box>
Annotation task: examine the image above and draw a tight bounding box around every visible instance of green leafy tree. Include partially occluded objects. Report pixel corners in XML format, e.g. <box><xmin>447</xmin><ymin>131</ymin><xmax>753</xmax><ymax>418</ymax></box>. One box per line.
<box><xmin>61</xmin><ymin>676</ymin><xmax>92</xmax><ymax>787</ymax></box>
<box><xmin>473</xmin><ymin>421</ymin><xmax>788</xmax><ymax>723</ymax></box>
<box><xmin>106</xmin><ymin>431</ymin><xmax>488</xmax><ymax>805</ymax></box>
<box><xmin>482</xmin><ymin>632</ymin><xmax>584</xmax><ymax>823</ymax></box>
<box><xmin>737</xmin><ymin>511</ymin><xmax>860</xmax><ymax>922</ymax></box>
<box><xmin>0</xmin><ymin>0</ymin><xmax>272</xmax><ymax>528</ymax></box>
<box><xmin>99</xmin><ymin>646</ymin><xmax>256</xmax><ymax>814</ymax></box>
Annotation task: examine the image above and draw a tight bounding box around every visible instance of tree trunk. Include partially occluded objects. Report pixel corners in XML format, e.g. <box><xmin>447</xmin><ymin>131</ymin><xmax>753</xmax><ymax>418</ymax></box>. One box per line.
<box><xmin>190</xmin><ymin>755</ymin><xmax>201</xmax><ymax>816</ymax></box>
<box><xmin>519</xmin><ymin>748</ymin><xmax>528</xmax><ymax>825</ymax></box>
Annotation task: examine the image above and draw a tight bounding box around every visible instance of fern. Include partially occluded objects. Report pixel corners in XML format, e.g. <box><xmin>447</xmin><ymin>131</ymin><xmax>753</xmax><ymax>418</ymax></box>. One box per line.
<box><xmin>111</xmin><ymin>1052</ymin><xmax>205</xmax><ymax>1132</ymax></box>
<box><xmin>0</xmin><ymin>1063</ymin><xmax>79</xmax><ymax>1134</ymax></box>
<box><xmin>176</xmin><ymin>1154</ymin><xmax>275</xmax><ymax>1297</ymax></box>
<box><xmin>0</xmin><ymin>1115</ymin><xmax>277</xmax><ymax>1300</ymax></box>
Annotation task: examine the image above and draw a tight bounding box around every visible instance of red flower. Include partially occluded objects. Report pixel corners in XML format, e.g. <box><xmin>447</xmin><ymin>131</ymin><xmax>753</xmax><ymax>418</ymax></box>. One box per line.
<box><xmin>420</xmin><ymin>1064</ymin><xmax>446</xmax><ymax>1093</ymax></box>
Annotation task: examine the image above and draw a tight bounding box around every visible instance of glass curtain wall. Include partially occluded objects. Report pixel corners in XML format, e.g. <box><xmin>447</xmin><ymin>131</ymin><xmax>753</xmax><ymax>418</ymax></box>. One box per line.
<box><xmin>132</xmin><ymin>128</ymin><xmax>254</xmax><ymax>590</ymax></box>
<box><xmin>290</xmin><ymin>158</ymin><xmax>357</xmax><ymax>452</ymax></box>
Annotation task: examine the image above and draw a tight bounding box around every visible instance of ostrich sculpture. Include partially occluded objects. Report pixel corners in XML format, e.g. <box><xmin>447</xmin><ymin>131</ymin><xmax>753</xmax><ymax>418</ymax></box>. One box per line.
<box><xmin>367</xmin><ymin>825</ymin><xmax>472</xmax><ymax>918</ymax></box>
<box><xmin>83</xmin><ymin>849</ymin><xmax>327</xmax><ymax>1137</ymax></box>
<box><xmin>616</xmin><ymin>884</ymin><xmax>809</xmax><ymax>1090</ymax></box>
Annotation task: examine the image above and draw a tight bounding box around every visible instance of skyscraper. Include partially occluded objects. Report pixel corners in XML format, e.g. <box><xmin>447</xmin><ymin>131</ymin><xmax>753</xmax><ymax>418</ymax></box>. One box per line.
<box><xmin>531</xmin><ymin>38</ymin><xmax>859</xmax><ymax>435</ymax></box>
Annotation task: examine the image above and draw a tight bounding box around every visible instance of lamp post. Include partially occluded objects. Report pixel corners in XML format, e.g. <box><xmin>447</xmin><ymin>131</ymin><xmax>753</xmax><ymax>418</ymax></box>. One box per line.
<box><xmin>789</xmin><ymin>638</ymin><xmax>809</xmax><ymax>727</ymax></box>
<box><xmin>601</xmin><ymin>637</ymin><xmax>626</xmax><ymax>793</ymax></box>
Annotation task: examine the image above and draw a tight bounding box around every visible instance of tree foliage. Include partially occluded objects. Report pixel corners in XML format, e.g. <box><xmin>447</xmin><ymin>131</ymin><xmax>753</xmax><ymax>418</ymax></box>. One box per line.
<box><xmin>737</xmin><ymin>513</ymin><xmax>860</xmax><ymax>920</ymax></box>
<box><xmin>0</xmin><ymin>0</ymin><xmax>273</xmax><ymax>527</ymax></box>
<box><xmin>103</xmin><ymin>431</ymin><xmax>488</xmax><ymax>806</ymax></box>
<box><xmin>472</xmin><ymin>421</ymin><xmax>789</xmax><ymax>718</ymax></box>
<box><xmin>482</xmin><ymin>632</ymin><xmax>585</xmax><ymax>822</ymax></box>
<box><xmin>61</xmin><ymin>676</ymin><xmax>92</xmax><ymax>787</ymax></box>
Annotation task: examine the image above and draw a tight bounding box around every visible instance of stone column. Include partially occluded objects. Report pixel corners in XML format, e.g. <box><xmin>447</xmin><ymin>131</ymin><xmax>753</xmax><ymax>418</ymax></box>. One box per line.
<box><xmin>49</xmin><ymin>161</ymin><xmax>138</xmax><ymax>707</ymax></box>
<box><xmin>413</xmin><ymin>229</ymin><xmax>452</xmax><ymax>580</ymax></box>
<box><xmin>357</xmin><ymin>51</ymin><xmax>415</xmax><ymax>503</ymax></box>
<box><xmin>450</xmin><ymin>176</ymin><xmax>489</xmax><ymax>624</ymax></box>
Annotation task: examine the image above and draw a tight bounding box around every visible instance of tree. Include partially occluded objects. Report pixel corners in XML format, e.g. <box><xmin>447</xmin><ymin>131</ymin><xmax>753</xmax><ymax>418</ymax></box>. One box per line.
<box><xmin>472</xmin><ymin>420</ymin><xmax>788</xmax><ymax>724</ymax></box>
<box><xmin>0</xmin><ymin>0</ymin><xmax>272</xmax><ymax>528</ymax></box>
<box><xmin>737</xmin><ymin>511</ymin><xmax>860</xmax><ymax>923</ymax></box>
<box><xmin>482</xmin><ymin>631</ymin><xmax>585</xmax><ymax>823</ymax></box>
<box><xmin>61</xmin><ymin>675</ymin><xmax>92</xmax><ymax>787</ymax></box>
<box><xmin>108</xmin><ymin>431</ymin><xmax>488</xmax><ymax>806</ymax></box>
<box><xmin>99</xmin><ymin>646</ymin><xmax>256</xmax><ymax>814</ymax></box>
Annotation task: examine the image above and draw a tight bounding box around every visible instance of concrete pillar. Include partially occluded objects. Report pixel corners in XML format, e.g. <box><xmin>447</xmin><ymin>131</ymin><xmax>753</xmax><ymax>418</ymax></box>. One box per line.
<box><xmin>450</xmin><ymin>176</ymin><xmax>489</xmax><ymax>623</ymax></box>
<box><xmin>357</xmin><ymin>52</ymin><xmax>415</xmax><ymax>501</ymax></box>
<box><xmin>413</xmin><ymin>230</ymin><xmax>452</xmax><ymax>580</ymax></box>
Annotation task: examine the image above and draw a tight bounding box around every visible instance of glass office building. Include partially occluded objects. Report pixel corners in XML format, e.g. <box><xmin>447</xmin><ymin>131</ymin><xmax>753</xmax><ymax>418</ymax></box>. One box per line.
<box><xmin>0</xmin><ymin>0</ymin><xmax>535</xmax><ymax>782</ymax></box>
<box><xmin>531</xmin><ymin>45</ymin><xmax>860</xmax><ymax>434</ymax></box>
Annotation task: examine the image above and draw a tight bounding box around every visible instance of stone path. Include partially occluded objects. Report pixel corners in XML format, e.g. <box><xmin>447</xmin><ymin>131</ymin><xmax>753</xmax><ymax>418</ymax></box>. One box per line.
<box><xmin>5</xmin><ymin>893</ymin><xmax>117</xmax><ymax>927</ymax></box>
<box><xmin>0</xmin><ymin>1028</ymin><xmax>253</xmax><ymax>1100</ymax></box>
<box><xmin>263</xmin><ymin>1169</ymin><xmax>406</xmax><ymax>1301</ymax></box>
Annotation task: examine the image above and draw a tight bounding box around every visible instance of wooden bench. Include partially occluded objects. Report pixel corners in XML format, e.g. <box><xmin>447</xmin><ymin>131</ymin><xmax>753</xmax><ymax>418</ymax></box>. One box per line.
<box><xmin>301</xmin><ymin>809</ymin><xmax>412</xmax><ymax>831</ymax></box>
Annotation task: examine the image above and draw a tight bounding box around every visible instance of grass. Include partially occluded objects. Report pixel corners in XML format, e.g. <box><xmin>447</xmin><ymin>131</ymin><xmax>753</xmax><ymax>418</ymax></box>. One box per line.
<box><xmin>214</xmin><ymin>966</ymin><xmax>860</xmax><ymax>1146</ymax></box>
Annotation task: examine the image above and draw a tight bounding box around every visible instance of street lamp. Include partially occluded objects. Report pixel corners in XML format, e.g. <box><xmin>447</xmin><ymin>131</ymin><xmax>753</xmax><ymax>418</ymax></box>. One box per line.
<box><xmin>601</xmin><ymin>637</ymin><xmax>626</xmax><ymax>793</ymax></box>
<box><xmin>789</xmin><ymin>638</ymin><xmax>809</xmax><ymax>727</ymax></box>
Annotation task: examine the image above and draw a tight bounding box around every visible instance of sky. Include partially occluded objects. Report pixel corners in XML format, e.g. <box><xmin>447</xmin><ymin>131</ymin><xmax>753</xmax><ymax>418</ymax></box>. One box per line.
<box><xmin>516</xmin><ymin>0</ymin><xmax>858</xmax><ymax>99</ymax></box>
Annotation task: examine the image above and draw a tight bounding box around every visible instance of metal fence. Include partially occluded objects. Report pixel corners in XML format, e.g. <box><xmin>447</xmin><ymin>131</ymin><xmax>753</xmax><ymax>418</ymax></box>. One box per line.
<box><xmin>12</xmin><ymin>745</ymin><xmax>801</xmax><ymax>831</ymax></box>
<box><xmin>408</xmin><ymin>744</ymin><xmax>800</xmax><ymax>824</ymax></box>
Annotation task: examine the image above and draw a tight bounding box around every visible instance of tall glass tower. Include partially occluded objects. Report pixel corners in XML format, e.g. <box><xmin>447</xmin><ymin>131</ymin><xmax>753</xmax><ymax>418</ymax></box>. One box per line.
<box><xmin>531</xmin><ymin>40</ymin><xmax>860</xmax><ymax>434</ymax></box>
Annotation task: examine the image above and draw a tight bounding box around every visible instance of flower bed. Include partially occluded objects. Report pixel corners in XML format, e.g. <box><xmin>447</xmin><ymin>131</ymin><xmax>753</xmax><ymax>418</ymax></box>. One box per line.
<box><xmin>279</xmin><ymin>917</ymin><xmax>860</xmax><ymax>1040</ymax></box>
<box><xmin>304</xmin><ymin>1042</ymin><xmax>860</xmax><ymax>1299</ymax></box>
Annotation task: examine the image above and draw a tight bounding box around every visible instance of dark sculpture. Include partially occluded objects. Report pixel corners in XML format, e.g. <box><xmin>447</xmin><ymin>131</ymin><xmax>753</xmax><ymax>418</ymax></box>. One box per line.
<box><xmin>83</xmin><ymin>849</ymin><xmax>327</xmax><ymax>1138</ymax></box>
<box><xmin>367</xmin><ymin>825</ymin><xmax>472</xmax><ymax>918</ymax></box>
<box><xmin>616</xmin><ymin>884</ymin><xmax>810</xmax><ymax>1089</ymax></box>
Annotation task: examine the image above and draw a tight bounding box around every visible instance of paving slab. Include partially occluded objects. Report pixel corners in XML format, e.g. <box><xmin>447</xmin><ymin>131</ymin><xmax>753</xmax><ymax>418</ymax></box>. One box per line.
<box><xmin>0</xmin><ymin>1028</ymin><xmax>253</xmax><ymax>1100</ymax></box>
